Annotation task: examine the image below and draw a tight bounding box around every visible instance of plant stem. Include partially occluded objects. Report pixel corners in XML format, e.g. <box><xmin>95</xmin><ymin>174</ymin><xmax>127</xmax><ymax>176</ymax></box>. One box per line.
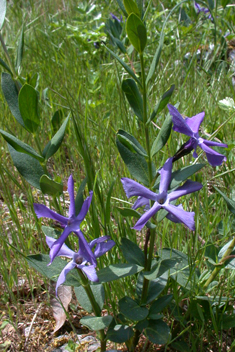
<box><xmin>77</xmin><ymin>269</ymin><xmax>106</xmax><ymax>351</ymax></box>
<box><xmin>0</xmin><ymin>33</ymin><xmax>21</xmax><ymax>92</ymax></box>
<box><xmin>203</xmin><ymin>236</ymin><xmax>235</xmax><ymax>290</ymax></box>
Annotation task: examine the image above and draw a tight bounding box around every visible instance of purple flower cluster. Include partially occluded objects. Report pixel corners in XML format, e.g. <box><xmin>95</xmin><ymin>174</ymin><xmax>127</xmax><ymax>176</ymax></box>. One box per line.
<box><xmin>168</xmin><ymin>104</ymin><xmax>228</xmax><ymax>167</ymax></box>
<box><xmin>122</xmin><ymin>158</ymin><xmax>202</xmax><ymax>231</ymax></box>
<box><xmin>195</xmin><ymin>2</ymin><xmax>213</xmax><ymax>20</ymax></box>
<box><xmin>34</xmin><ymin>176</ymin><xmax>115</xmax><ymax>294</ymax></box>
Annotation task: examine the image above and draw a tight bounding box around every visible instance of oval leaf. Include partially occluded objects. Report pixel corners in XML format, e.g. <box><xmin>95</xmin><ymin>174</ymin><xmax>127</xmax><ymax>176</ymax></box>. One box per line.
<box><xmin>145</xmin><ymin>319</ymin><xmax>171</xmax><ymax>344</ymax></box>
<box><xmin>120</xmin><ymin>238</ymin><xmax>145</xmax><ymax>266</ymax></box>
<box><xmin>126</xmin><ymin>13</ymin><xmax>147</xmax><ymax>53</ymax></box>
<box><xmin>97</xmin><ymin>263</ymin><xmax>143</xmax><ymax>283</ymax></box>
<box><xmin>107</xmin><ymin>325</ymin><xmax>134</xmax><ymax>343</ymax></box>
<box><xmin>80</xmin><ymin>316</ymin><xmax>113</xmax><ymax>331</ymax></box>
<box><xmin>119</xmin><ymin>296</ymin><xmax>148</xmax><ymax>321</ymax></box>
<box><xmin>124</xmin><ymin>0</ymin><xmax>140</xmax><ymax>16</ymax></box>
<box><xmin>18</xmin><ymin>84</ymin><xmax>40</xmax><ymax>133</ymax></box>
<box><xmin>74</xmin><ymin>284</ymin><xmax>105</xmax><ymax>313</ymax></box>
<box><xmin>122</xmin><ymin>79</ymin><xmax>143</xmax><ymax>121</ymax></box>
<box><xmin>40</xmin><ymin>175</ymin><xmax>63</xmax><ymax>196</ymax></box>
<box><xmin>151</xmin><ymin>115</ymin><xmax>172</xmax><ymax>157</ymax></box>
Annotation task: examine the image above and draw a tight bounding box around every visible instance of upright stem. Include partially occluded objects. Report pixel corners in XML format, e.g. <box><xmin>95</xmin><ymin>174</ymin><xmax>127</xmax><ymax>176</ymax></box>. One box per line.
<box><xmin>204</xmin><ymin>236</ymin><xmax>235</xmax><ymax>290</ymax></box>
<box><xmin>77</xmin><ymin>269</ymin><xmax>106</xmax><ymax>351</ymax></box>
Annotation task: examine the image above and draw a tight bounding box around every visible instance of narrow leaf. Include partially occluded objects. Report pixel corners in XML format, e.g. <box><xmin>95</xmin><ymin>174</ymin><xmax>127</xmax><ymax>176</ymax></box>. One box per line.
<box><xmin>122</xmin><ymin>79</ymin><xmax>143</xmax><ymax>121</ymax></box>
<box><xmin>0</xmin><ymin>129</ymin><xmax>44</xmax><ymax>161</ymax></box>
<box><xmin>0</xmin><ymin>0</ymin><xmax>6</xmax><ymax>30</ymax></box>
<box><xmin>149</xmin><ymin>85</ymin><xmax>175</xmax><ymax>122</ymax></box>
<box><xmin>0</xmin><ymin>58</ymin><xmax>12</xmax><ymax>74</ymax></box>
<box><xmin>16</xmin><ymin>25</ymin><xmax>24</xmax><ymax>71</ymax></box>
<box><xmin>117</xmin><ymin>129</ymin><xmax>147</xmax><ymax>156</ymax></box>
<box><xmin>151</xmin><ymin>115</ymin><xmax>172</xmax><ymax>157</ymax></box>
<box><xmin>42</xmin><ymin>115</ymin><xmax>70</xmax><ymax>160</ymax></box>
<box><xmin>18</xmin><ymin>84</ymin><xmax>40</xmax><ymax>133</ymax></box>
<box><xmin>126</xmin><ymin>13</ymin><xmax>147</xmax><ymax>53</ymax></box>
<box><xmin>8</xmin><ymin>144</ymin><xmax>44</xmax><ymax>189</ymax></box>
<box><xmin>104</xmin><ymin>44</ymin><xmax>141</xmax><ymax>86</ymax></box>
<box><xmin>1</xmin><ymin>73</ymin><xmax>24</xmax><ymax>127</ymax></box>
<box><xmin>105</xmin><ymin>180</ymin><xmax>115</xmax><ymax>224</ymax></box>
<box><xmin>116</xmin><ymin>0</ymin><xmax>128</xmax><ymax>17</ymax></box>
<box><xmin>40</xmin><ymin>175</ymin><xmax>63</xmax><ymax>196</ymax></box>
<box><xmin>214</xmin><ymin>186</ymin><xmax>235</xmax><ymax>215</ymax></box>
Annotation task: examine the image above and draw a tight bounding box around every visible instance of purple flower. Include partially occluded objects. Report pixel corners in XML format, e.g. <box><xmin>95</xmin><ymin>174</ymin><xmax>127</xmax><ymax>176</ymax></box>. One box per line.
<box><xmin>46</xmin><ymin>235</ymin><xmax>115</xmax><ymax>295</ymax></box>
<box><xmin>195</xmin><ymin>2</ymin><xmax>212</xmax><ymax>19</ymax></box>
<box><xmin>121</xmin><ymin>158</ymin><xmax>202</xmax><ymax>231</ymax></box>
<box><xmin>34</xmin><ymin>175</ymin><xmax>93</xmax><ymax>264</ymax></box>
<box><xmin>168</xmin><ymin>104</ymin><xmax>228</xmax><ymax>166</ymax></box>
<box><xmin>110</xmin><ymin>13</ymin><xmax>123</xmax><ymax>23</ymax></box>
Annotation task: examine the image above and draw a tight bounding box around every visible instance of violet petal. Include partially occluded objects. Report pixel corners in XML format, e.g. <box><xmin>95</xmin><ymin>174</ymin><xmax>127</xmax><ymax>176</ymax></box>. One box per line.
<box><xmin>133</xmin><ymin>203</ymin><xmax>161</xmax><ymax>231</ymax></box>
<box><xmin>164</xmin><ymin>203</ymin><xmax>195</xmax><ymax>230</ymax></box>
<box><xmin>168</xmin><ymin>180</ymin><xmax>202</xmax><ymax>202</ymax></box>
<box><xmin>33</xmin><ymin>203</ymin><xmax>68</xmax><ymax>225</ymax></box>
<box><xmin>121</xmin><ymin>178</ymin><xmax>157</xmax><ymax>200</ymax></box>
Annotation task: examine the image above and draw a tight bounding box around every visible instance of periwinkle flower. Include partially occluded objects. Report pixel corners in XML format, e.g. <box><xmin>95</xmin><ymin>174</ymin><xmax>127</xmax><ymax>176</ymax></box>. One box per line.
<box><xmin>34</xmin><ymin>175</ymin><xmax>93</xmax><ymax>264</ymax></box>
<box><xmin>168</xmin><ymin>104</ymin><xmax>228</xmax><ymax>166</ymax></box>
<box><xmin>110</xmin><ymin>13</ymin><xmax>123</xmax><ymax>23</ymax></box>
<box><xmin>121</xmin><ymin>158</ymin><xmax>202</xmax><ymax>231</ymax></box>
<box><xmin>46</xmin><ymin>235</ymin><xmax>115</xmax><ymax>295</ymax></box>
<box><xmin>195</xmin><ymin>2</ymin><xmax>212</xmax><ymax>20</ymax></box>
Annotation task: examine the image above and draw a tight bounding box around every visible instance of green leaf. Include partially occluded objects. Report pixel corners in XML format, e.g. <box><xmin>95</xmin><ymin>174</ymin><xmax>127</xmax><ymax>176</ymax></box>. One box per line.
<box><xmin>122</xmin><ymin>79</ymin><xmax>143</xmax><ymax>121</ymax></box>
<box><xmin>151</xmin><ymin>115</ymin><xmax>172</xmax><ymax>157</ymax></box>
<box><xmin>218</xmin><ymin>239</ymin><xmax>235</xmax><ymax>269</ymax></box>
<box><xmin>207</xmin><ymin>0</ymin><xmax>214</xmax><ymax>11</ymax></box>
<box><xmin>74</xmin><ymin>284</ymin><xmax>105</xmax><ymax>313</ymax></box>
<box><xmin>136</xmin><ymin>0</ymin><xmax>143</xmax><ymax>17</ymax></box>
<box><xmin>80</xmin><ymin>316</ymin><xmax>113</xmax><ymax>331</ymax></box>
<box><xmin>120</xmin><ymin>238</ymin><xmax>145</xmax><ymax>266</ymax></box>
<box><xmin>104</xmin><ymin>45</ymin><xmax>141</xmax><ymax>86</ymax></box>
<box><xmin>117</xmin><ymin>129</ymin><xmax>147</xmax><ymax>156</ymax></box>
<box><xmin>146</xmin><ymin>1</ymin><xmax>187</xmax><ymax>85</ymax></box>
<box><xmin>75</xmin><ymin>177</ymin><xmax>87</xmax><ymax>216</ymax></box>
<box><xmin>0</xmin><ymin>129</ymin><xmax>44</xmax><ymax>161</ymax></box>
<box><xmin>16</xmin><ymin>25</ymin><xmax>24</xmax><ymax>71</ymax></box>
<box><xmin>126</xmin><ymin>13</ymin><xmax>147</xmax><ymax>53</ymax></box>
<box><xmin>97</xmin><ymin>263</ymin><xmax>143</xmax><ymax>283</ymax></box>
<box><xmin>41</xmin><ymin>226</ymin><xmax>60</xmax><ymax>239</ymax></box>
<box><xmin>107</xmin><ymin>325</ymin><xmax>134</xmax><ymax>343</ymax></box>
<box><xmin>1</xmin><ymin>73</ymin><xmax>24</xmax><ymax>127</ymax></box>
<box><xmin>221</xmin><ymin>314</ymin><xmax>235</xmax><ymax>329</ymax></box>
<box><xmin>124</xmin><ymin>0</ymin><xmax>140</xmax><ymax>16</ymax></box>
<box><xmin>148</xmin><ymin>295</ymin><xmax>173</xmax><ymax>319</ymax></box>
<box><xmin>105</xmin><ymin>180</ymin><xmax>115</xmax><ymax>224</ymax></box>
<box><xmin>42</xmin><ymin>115</ymin><xmax>70</xmax><ymax>160</ymax></box>
<box><xmin>51</xmin><ymin>109</ymin><xmax>64</xmax><ymax>131</ymax></box>
<box><xmin>146</xmin><ymin>276</ymin><xmax>168</xmax><ymax>303</ymax></box>
<box><xmin>149</xmin><ymin>85</ymin><xmax>175</xmax><ymax>122</ymax></box>
<box><xmin>18</xmin><ymin>84</ymin><xmax>40</xmax><ymax>133</ymax></box>
<box><xmin>8</xmin><ymin>144</ymin><xmax>44</xmax><ymax>189</ymax></box>
<box><xmin>214</xmin><ymin>186</ymin><xmax>235</xmax><ymax>215</ymax></box>
<box><xmin>116</xmin><ymin>207</ymin><xmax>156</xmax><ymax>229</ymax></box>
<box><xmin>0</xmin><ymin>58</ymin><xmax>12</xmax><ymax>74</ymax></box>
<box><xmin>145</xmin><ymin>319</ymin><xmax>171</xmax><ymax>344</ymax></box>
<box><xmin>0</xmin><ymin>0</ymin><xmax>6</xmax><ymax>30</ymax></box>
<box><xmin>26</xmin><ymin>254</ymin><xmax>81</xmax><ymax>287</ymax></box>
<box><xmin>116</xmin><ymin>136</ymin><xmax>149</xmax><ymax>186</ymax></box>
<box><xmin>39</xmin><ymin>175</ymin><xmax>63</xmax><ymax>196</ymax></box>
<box><xmin>119</xmin><ymin>296</ymin><xmax>148</xmax><ymax>321</ymax></box>
<box><xmin>116</xmin><ymin>0</ymin><xmax>128</xmax><ymax>17</ymax></box>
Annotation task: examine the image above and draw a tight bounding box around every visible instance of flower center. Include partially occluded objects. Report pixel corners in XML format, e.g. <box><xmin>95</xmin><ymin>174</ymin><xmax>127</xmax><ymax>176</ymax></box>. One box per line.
<box><xmin>75</xmin><ymin>256</ymin><xmax>83</xmax><ymax>265</ymax></box>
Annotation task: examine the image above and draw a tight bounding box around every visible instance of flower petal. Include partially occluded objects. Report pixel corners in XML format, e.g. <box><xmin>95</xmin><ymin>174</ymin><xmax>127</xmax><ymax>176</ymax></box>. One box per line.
<box><xmin>121</xmin><ymin>178</ymin><xmax>157</xmax><ymax>200</ymax></box>
<box><xmin>133</xmin><ymin>196</ymin><xmax>150</xmax><ymax>210</ymax></box>
<box><xmin>185</xmin><ymin>112</ymin><xmax>205</xmax><ymax>133</ymax></box>
<box><xmin>133</xmin><ymin>202</ymin><xmax>161</xmax><ymax>231</ymax></box>
<box><xmin>164</xmin><ymin>203</ymin><xmax>195</xmax><ymax>230</ymax></box>
<box><xmin>56</xmin><ymin>260</ymin><xmax>76</xmax><ymax>295</ymax></box>
<box><xmin>49</xmin><ymin>226</ymin><xmax>71</xmax><ymax>263</ymax></box>
<box><xmin>33</xmin><ymin>203</ymin><xmax>68</xmax><ymax>225</ymax></box>
<box><xmin>76</xmin><ymin>191</ymin><xmax>93</xmax><ymax>221</ymax></box>
<box><xmin>166</xmin><ymin>204</ymin><xmax>184</xmax><ymax>223</ymax></box>
<box><xmin>159</xmin><ymin>158</ymin><xmax>173</xmax><ymax>193</ymax></box>
<box><xmin>77</xmin><ymin>230</ymin><xmax>97</xmax><ymax>266</ymax></box>
<box><xmin>80</xmin><ymin>265</ymin><xmax>99</xmax><ymax>282</ymax></box>
<box><xmin>199</xmin><ymin>141</ymin><xmax>227</xmax><ymax>166</ymax></box>
<box><xmin>168</xmin><ymin>180</ymin><xmax>202</xmax><ymax>202</ymax></box>
<box><xmin>46</xmin><ymin>236</ymin><xmax>74</xmax><ymax>258</ymax></box>
<box><xmin>168</xmin><ymin>104</ymin><xmax>194</xmax><ymax>137</ymax></box>
<box><xmin>201</xmin><ymin>139</ymin><xmax>228</xmax><ymax>149</ymax></box>
<box><xmin>68</xmin><ymin>175</ymin><xmax>75</xmax><ymax>218</ymax></box>
<box><xmin>93</xmin><ymin>240</ymin><xmax>115</xmax><ymax>258</ymax></box>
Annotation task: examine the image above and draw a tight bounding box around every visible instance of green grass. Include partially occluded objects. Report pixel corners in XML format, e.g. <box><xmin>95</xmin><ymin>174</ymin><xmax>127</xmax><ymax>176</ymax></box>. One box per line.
<box><xmin>0</xmin><ymin>0</ymin><xmax>235</xmax><ymax>351</ymax></box>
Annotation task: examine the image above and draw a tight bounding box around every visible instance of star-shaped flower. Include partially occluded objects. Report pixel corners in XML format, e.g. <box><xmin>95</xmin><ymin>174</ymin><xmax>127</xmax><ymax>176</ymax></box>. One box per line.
<box><xmin>34</xmin><ymin>175</ymin><xmax>93</xmax><ymax>264</ymax></box>
<box><xmin>46</xmin><ymin>235</ymin><xmax>115</xmax><ymax>295</ymax></box>
<box><xmin>121</xmin><ymin>158</ymin><xmax>202</xmax><ymax>231</ymax></box>
<box><xmin>168</xmin><ymin>104</ymin><xmax>228</xmax><ymax>166</ymax></box>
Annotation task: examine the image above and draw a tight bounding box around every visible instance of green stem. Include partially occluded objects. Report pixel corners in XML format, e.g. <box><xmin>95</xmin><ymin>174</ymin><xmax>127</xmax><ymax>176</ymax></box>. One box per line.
<box><xmin>0</xmin><ymin>33</ymin><xmax>21</xmax><ymax>92</ymax></box>
<box><xmin>204</xmin><ymin>236</ymin><xmax>235</xmax><ymax>290</ymax></box>
<box><xmin>77</xmin><ymin>270</ymin><xmax>106</xmax><ymax>351</ymax></box>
